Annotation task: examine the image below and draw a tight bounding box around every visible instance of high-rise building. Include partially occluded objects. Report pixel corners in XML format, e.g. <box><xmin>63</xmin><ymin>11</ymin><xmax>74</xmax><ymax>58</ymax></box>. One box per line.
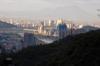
<box><xmin>23</xmin><ymin>33</ymin><xmax>36</xmax><ymax>48</ymax></box>
<box><xmin>57</xmin><ymin>19</ymin><xmax>68</xmax><ymax>39</ymax></box>
<box><xmin>56</xmin><ymin>19</ymin><xmax>63</xmax><ymax>26</ymax></box>
<box><xmin>38</xmin><ymin>22</ymin><xmax>44</xmax><ymax>34</ymax></box>
<box><xmin>48</xmin><ymin>20</ymin><xmax>54</xmax><ymax>27</ymax></box>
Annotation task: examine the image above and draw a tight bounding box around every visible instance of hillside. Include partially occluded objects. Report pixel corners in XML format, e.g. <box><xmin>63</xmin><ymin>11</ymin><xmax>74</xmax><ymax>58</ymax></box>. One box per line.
<box><xmin>0</xmin><ymin>21</ymin><xmax>17</xmax><ymax>28</ymax></box>
<box><xmin>1</xmin><ymin>30</ymin><xmax>100</xmax><ymax>66</ymax></box>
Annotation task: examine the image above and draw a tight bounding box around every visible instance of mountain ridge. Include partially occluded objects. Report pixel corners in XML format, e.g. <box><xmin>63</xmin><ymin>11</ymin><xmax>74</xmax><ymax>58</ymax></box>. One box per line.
<box><xmin>0</xmin><ymin>21</ymin><xmax>17</xmax><ymax>28</ymax></box>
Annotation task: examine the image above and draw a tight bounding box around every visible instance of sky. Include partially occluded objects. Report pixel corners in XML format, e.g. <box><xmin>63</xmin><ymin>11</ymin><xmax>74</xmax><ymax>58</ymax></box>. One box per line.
<box><xmin>0</xmin><ymin>0</ymin><xmax>100</xmax><ymax>23</ymax></box>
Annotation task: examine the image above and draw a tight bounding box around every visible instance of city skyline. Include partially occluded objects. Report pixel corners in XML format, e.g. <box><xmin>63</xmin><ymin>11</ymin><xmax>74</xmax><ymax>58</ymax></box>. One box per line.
<box><xmin>0</xmin><ymin>0</ymin><xmax>100</xmax><ymax>24</ymax></box>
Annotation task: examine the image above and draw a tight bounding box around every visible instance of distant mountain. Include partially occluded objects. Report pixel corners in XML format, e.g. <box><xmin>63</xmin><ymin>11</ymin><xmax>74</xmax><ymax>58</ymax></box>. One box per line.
<box><xmin>0</xmin><ymin>21</ymin><xmax>17</xmax><ymax>28</ymax></box>
<box><xmin>73</xmin><ymin>25</ymin><xmax>100</xmax><ymax>35</ymax></box>
<box><xmin>82</xmin><ymin>25</ymin><xmax>99</xmax><ymax>31</ymax></box>
<box><xmin>36</xmin><ymin>6</ymin><xmax>95</xmax><ymax>21</ymax></box>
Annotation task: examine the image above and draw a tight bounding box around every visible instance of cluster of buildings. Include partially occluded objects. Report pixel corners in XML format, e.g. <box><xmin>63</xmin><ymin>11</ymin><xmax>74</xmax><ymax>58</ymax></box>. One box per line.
<box><xmin>0</xmin><ymin>16</ymin><xmax>83</xmax><ymax>29</ymax></box>
<box><xmin>0</xmin><ymin>33</ymin><xmax>22</xmax><ymax>53</ymax></box>
<box><xmin>0</xmin><ymin>32</ymin><xmax>45</xmax><ymax>54</ymax></box>
<box><xmin>37</xmin><ymin>19</ymin><xmax>84</xmax><ymax>39</ymax></box>
<box><xmin>0</xmin><ymin>16</ymin><xmax>35</xmax><ymax>28</ymax></box>
<box><xmin>0</xmin><ymin>17</ymin><xmax>99</xmax><ymax>54</ymax></box>
<box><xmin>0</xmin><ymin>16</ymin><xmax>85</xmax><ymax>37</ymax></box>
<box><xmin>1</xmin><ymin>16</ymin><xmax>98</xmax><ymax>38</ymax></box>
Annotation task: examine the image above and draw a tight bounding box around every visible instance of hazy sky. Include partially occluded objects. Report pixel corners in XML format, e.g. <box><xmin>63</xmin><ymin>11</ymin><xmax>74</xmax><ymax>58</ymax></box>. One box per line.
<box><xmin>0</xmin><ymin>0</ymin><xmax>100</xmax><ymax>22</ymax></box>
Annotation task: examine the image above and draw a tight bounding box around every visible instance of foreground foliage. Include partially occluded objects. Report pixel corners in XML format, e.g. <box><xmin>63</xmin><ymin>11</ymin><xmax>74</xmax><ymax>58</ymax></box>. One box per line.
<box><xmin>0</xmin><ymin>30</ymin><xmax>100</xmax><ymax>66</ymax></box>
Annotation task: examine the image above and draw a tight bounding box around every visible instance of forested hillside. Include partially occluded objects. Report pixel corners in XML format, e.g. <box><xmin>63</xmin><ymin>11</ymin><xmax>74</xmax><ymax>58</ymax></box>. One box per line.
<box><xmin>0</xmin><ymin>30</ymin><xmax>100</xmax><ymax>66</ymax></box>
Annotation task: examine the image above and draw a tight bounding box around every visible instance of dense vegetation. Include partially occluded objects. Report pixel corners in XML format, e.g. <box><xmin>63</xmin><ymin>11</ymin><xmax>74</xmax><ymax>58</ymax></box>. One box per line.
<box><xmin>0</xmin><ymin>30</ymin><xmax>100</xmax><ymax>66</ymax></box>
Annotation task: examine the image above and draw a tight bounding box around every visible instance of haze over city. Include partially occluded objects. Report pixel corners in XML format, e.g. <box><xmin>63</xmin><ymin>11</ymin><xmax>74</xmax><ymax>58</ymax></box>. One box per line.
<box><xmin>1</xmin><ymin>0</ymin><xmax>100</xmax><ymax>66</ymax></box>
<box><xmin>0</xmin><ymin>0</ymin><xmax>100</xmax><ymax>24</ymax></box>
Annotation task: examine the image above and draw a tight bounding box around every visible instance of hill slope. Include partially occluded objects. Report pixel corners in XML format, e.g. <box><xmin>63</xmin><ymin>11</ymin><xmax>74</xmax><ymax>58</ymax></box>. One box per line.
<box><xmin>0</xmin><ymin>21</ymin><xmax>17</xmax><ymax>28</ymax></box>
<box><xmin>1</xmin><ymin>30</ymin><xmax>100</xmax><ymax>66</ymax></box>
